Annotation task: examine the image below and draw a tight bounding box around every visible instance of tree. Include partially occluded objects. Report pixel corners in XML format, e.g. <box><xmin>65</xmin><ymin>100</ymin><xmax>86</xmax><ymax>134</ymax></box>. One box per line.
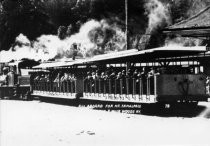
<box><xmin>0</xmin><ymin>0</ymin><xmax>55</xmax><ymax>51</ymax></box>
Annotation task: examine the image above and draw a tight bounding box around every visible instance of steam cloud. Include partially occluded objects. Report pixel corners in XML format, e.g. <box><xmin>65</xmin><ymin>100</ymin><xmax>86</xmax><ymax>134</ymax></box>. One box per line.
<box><xmin>0</xmin><ymin>19</ymin><xmax>126</xmax><ymax>62</ymax></box>
<box><xmin>145</xmin><ymin>0</ymin><xmax>171</xmax><ymax>34</ymax></box>
<box><xmin>140</xmin><ymin>0</ymin><xmax>171</xmax><ymax>49</ymax></box>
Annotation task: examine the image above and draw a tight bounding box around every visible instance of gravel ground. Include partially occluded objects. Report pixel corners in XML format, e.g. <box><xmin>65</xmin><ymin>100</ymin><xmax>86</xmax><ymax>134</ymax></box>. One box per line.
<box><xmin>0</xmin><ymin>100</ymin><xmax>210</xmax><ymax>146</ymax></box>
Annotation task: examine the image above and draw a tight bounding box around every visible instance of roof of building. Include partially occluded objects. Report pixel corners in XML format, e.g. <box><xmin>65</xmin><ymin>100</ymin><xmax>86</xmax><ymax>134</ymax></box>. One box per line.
<box><xmin>168</xmin><ymin>6</ymin><xmax>210</xmax><ymax>30</ymax></box>
<box><xmin>163</xmin><ymin>6</ymin><xmax>210</xmax><ymax>37</ymax></box>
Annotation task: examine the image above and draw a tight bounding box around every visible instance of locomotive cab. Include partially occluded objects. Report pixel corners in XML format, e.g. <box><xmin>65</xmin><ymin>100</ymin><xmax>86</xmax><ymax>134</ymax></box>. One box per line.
<box><xmin>0</xmin><ymin>60</ymin><xmax>40</xmax><ymax>99</ymax></box>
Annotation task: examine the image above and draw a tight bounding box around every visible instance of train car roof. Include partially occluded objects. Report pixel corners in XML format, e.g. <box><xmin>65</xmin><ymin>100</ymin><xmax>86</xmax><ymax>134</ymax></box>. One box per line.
<box><xmin>33</xmin><ymin>61</ymin><xmax>65</xmax><ymax>69</ymax></box>
<box><xmin>33</xmin><ymin>46</ymin><xmax>207</xmax><ymax>69</ymax></box>
<box><xmin>33</xmin><ymin>59</ymin><xmax>86</xmax><ymax>69</ymax></box>
<box><xmin>87</xmin><ymin>46</ymin><xmax>207</xmax><ymax>63</ymax></box>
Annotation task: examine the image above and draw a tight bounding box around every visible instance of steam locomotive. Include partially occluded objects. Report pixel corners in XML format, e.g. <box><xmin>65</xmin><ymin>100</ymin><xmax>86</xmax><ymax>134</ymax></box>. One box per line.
<box><xmin>0</xmin><ymin>59</ymin><xmax>39</xmax><ymax>99</ymax></box>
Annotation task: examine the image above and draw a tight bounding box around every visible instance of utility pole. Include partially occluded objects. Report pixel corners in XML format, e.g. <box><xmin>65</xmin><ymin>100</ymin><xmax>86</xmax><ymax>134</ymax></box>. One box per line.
<box><xmin>125</xmin><ymin>0</ymin><xmax>128</xmax><ymax>51</ymax></box>
<box><xmin>125</xmin><ymin>0</ymin><xmax>131</xmax><ymax>71</ymax></box>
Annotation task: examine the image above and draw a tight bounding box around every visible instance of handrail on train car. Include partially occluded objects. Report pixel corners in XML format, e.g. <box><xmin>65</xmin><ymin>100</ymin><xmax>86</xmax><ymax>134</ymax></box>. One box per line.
<box><xmin>83</xmin><ymin>75</ymin><xmax>155</xmax><ymax>99</ymax></box>
<box><xmin>33</xmin><ymin>79</ymin><xmax>77</xmax><ymax>94</ymax></box>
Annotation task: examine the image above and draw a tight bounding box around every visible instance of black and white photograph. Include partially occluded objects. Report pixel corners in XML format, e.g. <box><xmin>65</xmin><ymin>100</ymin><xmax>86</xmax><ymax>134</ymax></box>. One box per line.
<box><xmin>0</xmin><ymin>0</ymin><xmax>210</xmax><ymax>145</ymax></box>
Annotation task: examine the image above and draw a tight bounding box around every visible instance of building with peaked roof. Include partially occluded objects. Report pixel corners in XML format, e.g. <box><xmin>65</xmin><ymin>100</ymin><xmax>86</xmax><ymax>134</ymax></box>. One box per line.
<box><xmin>163</xmin><ymin>6</ymin><xmax>210</xmax><ymax>37</ymax></box>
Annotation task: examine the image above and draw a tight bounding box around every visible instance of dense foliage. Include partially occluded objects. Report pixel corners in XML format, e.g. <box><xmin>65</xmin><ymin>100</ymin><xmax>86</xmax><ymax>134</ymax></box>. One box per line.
<box><xmin>0</xmin><ymin>0</ymin><xmax>209</xmax><ymax>51</ymax></box>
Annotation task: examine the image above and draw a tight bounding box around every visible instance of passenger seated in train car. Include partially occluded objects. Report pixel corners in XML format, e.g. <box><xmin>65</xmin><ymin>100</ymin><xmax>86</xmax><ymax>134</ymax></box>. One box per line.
<box><xmin>45</xmin><ymin>74</ymin><xmax>50</xmax><ymax>82</ymax></box>
<box><xmin>120</xmin><ymin>70</ymin><xmax>126</xmax><ymax>94</ymax></box>
<box><xmin>104</xmin><ymin>70</ymin><xmax>110</xmax><ymax>94</ymax></box>
<box><xmin>93</xmin><ymin>70</ymin><xmax>101</xmax><ymax>93</ymax></box>
<box><xmin>116</xmin><ymin>72</ymin><xmax>122</xmax><ymax>80</ymax></box>
<box><xmin>91</xmin><ymin>72</ymin><xmax>96</xmax><ymax>80</ymax></box>
<box><xmin>38</xmin><ymin>73</ymin><xmax>45</xmax><ymax>91</ymax></box>
<box><xmin>40</xmin><ymin>74</ymin><xmax>46</xmax><ymax>81</ymax></box>
<box><xmin>135</xmin><ymin>70</ymin><xmax>142</xmax><ymax>94</ymax></box>
<box><xmin>100</xmin><ymin>71</ymin><xmax>108</xmax><ymax>94</ymax></box>
<box><xmin>105</xmin><ymin>66</ymin><xmax>113</xmax><ymax>77</ymax></box>
<box><xmin>93</xmin><ymin>71</ymin><xmax>100</xmax><ymax>93</ymax></box>
<box><xmin>84</xmin><ymin>72</ymin><xmax>94</xmax><ymax>92</ymax></box>
<box><xmin>61</xmin><ymin>72</ymin><xmax>70</xmax><ymax>82</ymax></box>
<box><xmin>115</xmin><ymin>72</ymin><xmax>122</xmax><ymax>94</ymax></box>
<box><xmin>101</xmin><ymin>71</ymin><xmax>108</xmax><ymax>94</ymax></box>
<box><xmin>33</xmin><ymin>73</ymin><xmax>41</xmax><ymax>90</ymax></box>
<box><xmin>95</xmin><ymin>70</ymin><xmax>101</xmax><ymax>80</ymax></box>
<box><xmin>53</xmin><ymin>72</ymin><xmax>62</xmax><ymax>92</ymax></box>
<box><xmin>131</xmin><ymin>69</ymin><xmax>142</xmax><ymax>94</ymax></box>
<box><xmin>147</xmin><ymin>68</ymin><xmax>159</xmax><ymax>95</ymax></box>
<box><xmin>34</xmin><ymin>74</ymin><xmax>41</xmax><ymax>81</ymax></box>
<box><xmin>126</xmin><ymin>69</ymin><xmax>132</xmax><ymax>78</ymax></box>
<box><xmin>67</xmin><ymin>73</ymin><xmax>71</xmax><ymax>81</ymax></box>
<box><xmin>109</xmin><ymin>71</ymin><xmax>116</xmax><ymax>93</ymax></box>
<box><xmin>91</xmin><ymin>72</ymin><xmax>98</xmax><ymax>92</ymax></box>
<box><xmin>53</xmin><ymin>72</ymin><xmax>62</xmax><ymax>83</ymax></box>
<box><xmin>61</xmin><ymin>72</ymin><xmax>70</xmax><ymax>93</ymax></box>
<box><xmin>133</xmin><ymin>69</ymin><xmax>138</xmax><ymax>79</ymax></box>
<box><xmin>110</xmin><ymin>71</ymin><xmax>116</xmax><ymax>80</ymax></box>
<box><xmin>121</xmin><ymin>70</ymin><xmax>126</xmax><ymax>78</ymax></box>
<box><xmin>147</xmin><ymin>68</ymin><xmax>155</xmax><ymax>77</ymax></box>
<box><xmin>71</xmin><ymin>74</ymin><xmax>76</xmax><ymax>81</ymax></box>
<box><xmin>41</xmin><ymin>74</ymin><xmax>49</xmax><ymax>91</ymax></box>
<box><xmin>126</xmin><ymin>69</ymin><xmax>133</xmax><ymax>94</ymax></box>
<box><xmin>0</xmin><ymin>67</ymin><xmax>9</xmax><ymax>86</ymax></box>
<box><xmin>139</xmin><ymin>67</ymin><xmax>147</xmax><ymax>94</ymax></box>
<box><xmin>84</xmin><ymin>72</ymin><xmax>91</xmax><ymax>82</ymax></box>
<box><xmin>44</xmin><ymin>74</ymin><xmax>51</xmax><ymax>91</ymax></box>
<box><xmin>100</xmin><ymin>72</ymin><xmax>106</xmax><ymax>79</ymax></box>
<box><xmin>104</xmin><ymin>70</ymin><xmax>109</xmax><ymax>80</ymax></box>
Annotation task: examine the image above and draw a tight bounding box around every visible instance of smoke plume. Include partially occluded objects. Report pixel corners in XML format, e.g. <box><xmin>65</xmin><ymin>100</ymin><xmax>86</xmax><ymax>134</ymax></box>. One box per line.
<box><xmin>145</xmin><ymin>0</ymin><xmax>171</xmax><ymax>34</ymax></box>
<box><xmin>139</xmin><ymin>0</ymin><xmax>171</xmax><ymax>49</ymax></box>
<box><xmin>0</xmin><ymin>19</ymin><xmax>126</xmax><ymax>62</ymax></box>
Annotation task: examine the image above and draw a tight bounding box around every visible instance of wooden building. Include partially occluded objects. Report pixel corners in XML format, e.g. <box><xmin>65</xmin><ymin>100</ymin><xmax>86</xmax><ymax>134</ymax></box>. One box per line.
<box><xmin>163</xmin><ymin>6</ymin><xmax>210</xmax><ymax>75</ymax></box>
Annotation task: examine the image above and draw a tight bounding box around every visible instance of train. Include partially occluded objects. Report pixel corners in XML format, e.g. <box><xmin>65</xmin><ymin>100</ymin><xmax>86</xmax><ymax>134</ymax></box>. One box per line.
<box><xmin>0</xmin><ymin>59</ymin><xmax>39</xmax><ymax>100</ymax></box>
<box><xmin>30</xmin><ymin>46</ymin><xmax>210</xmax><ymax>108</ymax></box>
